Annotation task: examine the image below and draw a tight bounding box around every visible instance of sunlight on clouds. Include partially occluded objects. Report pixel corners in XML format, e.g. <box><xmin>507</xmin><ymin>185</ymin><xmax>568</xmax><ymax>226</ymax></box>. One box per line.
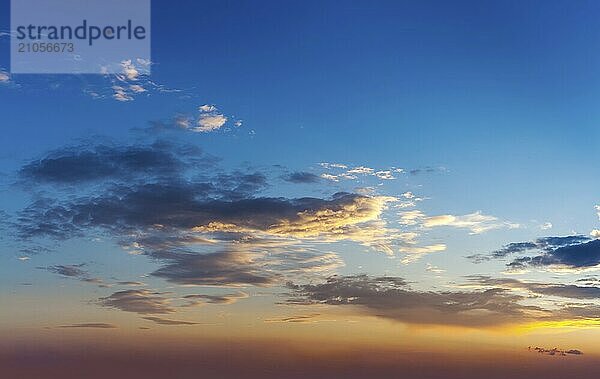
<box><xmin>400</xmin><ymin>244</ymin><xmax>447</xmax><ymax>264</ymax></box>
<box><xmin>400</xmin><ymin>210</ymin><xmax>518</xmax><ymax>234</ymax></box>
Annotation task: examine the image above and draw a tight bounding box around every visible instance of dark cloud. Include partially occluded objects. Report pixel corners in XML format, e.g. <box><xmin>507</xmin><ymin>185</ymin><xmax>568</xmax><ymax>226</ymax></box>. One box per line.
<box><xmin>409</xmin><ymin>167</ymin><xmax>441</xmax><ymax>175</ymax></box>
<box><xmin>57</xmin><ymin>323</ymin><xmax>116</xmax><ymax>329</ymax></box>
<box><xmin>16</xmin><ymin>180</ymin><xmax>288</xmax><ymax>239</ymax></box>
<box><xmin>283</xmin><ymin>172</ymin><xmax>321</xmax><ymax>184</ymax></box>
<box><xmin>151</xmin><ymin>247</ymin><xmax>341</xmax><ymax>287</ymax></box>
<box><xmin>152</xmin><ymin>251</ymin><xmax>279</xmax><ymax>287</ymax></box>
<box><xmin>14</xmin><ymin>139</ymin><xmax>397</xmax><ymax>302</ymax></box>
<box><xmin>142</xmin><ymin>316</ymin><xmax>200</xmax><ymax>326</ymax></box>
<box><xmin>211</xmin><ymin>171</ymin><xmax>268</xmax><ymax>201</ymax></box>
<box><xmin>42</xmin><ymin>264</ymin><xmax>87</xmax><ymax>277</ymax></box>
<box><xmin>40</xmin><ymin>264</ymin><xmax>106</xmax><ymax>286</ymax></box>
<box><xmin>115</xmin><ymin>281</ymin><xmax>145</xmax><ymax>286</ymax></box>
<box><xmin>529</xmin><ymin>346</ymin><xmax>584</xmax><ymax>356</ymax></box>
<box><xmin>287</xmin><ymin>275</ymin><xmax>546</xmax><ymax>327</ymax></box>
<box><xmin>19</xmin><ymin>141</ymin><xmax>203</xmax><ymax>185</ymax></box>
<box><xmin>288</xmin><ymin>275</ymin><xmax>600</xmax><ymax>327</ymax></box>
<box><xmin>264</xmin><ymin>314</ymin><xmax>321</xmax><ymax>323</ymax></box>
<box><xmin>575</xmin><ymin>276</ymin><xmax>600</xmax><ymax>285</ymax></box>
<box><xmin>99</xmin><ymin>290</ymin><xmax>175</xmax><ymax>314</ymax></box>
<box><xmin>467</xmin><ymin>235</ymin><xmax>599</xmax><ymax>270</ymax></box>
<box><xmin>467</xmin><ymin>276</ymin><xmax>600</xmax><ymax>299</ymax></box>
<box><xmin>566</xmin><ymin>349</ymin><xmax>584</xmax><ymax>355</ymax></box>
<box><xmin>507</xmin><ymin>239</ymin><xmax>600</xmax><ymax>270</ymax></box>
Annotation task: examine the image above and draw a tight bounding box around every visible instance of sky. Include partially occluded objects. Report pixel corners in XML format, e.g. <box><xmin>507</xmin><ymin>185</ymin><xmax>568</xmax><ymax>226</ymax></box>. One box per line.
<box><xmin>1</xmin><ymin>1</ymin><xmax>600</xmax><ymax>378</ymax></box>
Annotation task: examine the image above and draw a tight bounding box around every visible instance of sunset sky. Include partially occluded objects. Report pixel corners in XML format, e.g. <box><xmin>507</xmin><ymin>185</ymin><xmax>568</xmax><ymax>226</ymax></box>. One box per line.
<box><xmin>1</xmin><ymin>1</ymin><xmax>600</xmax><ymax>378</ymax></box>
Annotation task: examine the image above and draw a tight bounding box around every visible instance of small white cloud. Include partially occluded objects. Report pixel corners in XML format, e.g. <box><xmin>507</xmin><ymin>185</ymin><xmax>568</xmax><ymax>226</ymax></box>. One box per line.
<box><xmin>540</xmin><ymin>222</ymin><xmax>553</xmax><ymax>230</ymax></box>
<box><xmin>129</xmin><ymin>84</ymin><xmax>146</xmax><ymax>93</ymax></box>
<box><xmin>320</xmin><ymin>173</ymin><xmax>340</xmax><ymax>182</ymax></box>
<box><xmin>347</xmin><ymin>166</ymin><xmax>374</xmax><ymax>175</ymax></box>
<box><xmin>112</xmin><ymin>86</ymin><xmax>133</xmax><ymax>102</ymax></box>
<box><xmin>199</xmin><ymin>104</ymin><xmax>217</xmax><ymax>112</ymax></box>
<box><xmin>425</xmin><ymin>263</ymin><xmax>445</xmax><ymax>274</ymax></box>
<box><xmin>319</xmin><ymin>162</ymin><xmax>348</xmax><ymax>169</ymax></box>
<box><xmin>120</xmin><ymin>59</ymin><xmax>140</xmax><ymax>81</ymax></box>
<box><xmin>375</xmin><ymin>170</ymin><xmax>395</xmax><ymax>180</ymax></box>
<box><xmin>18</xmin><ymin>256</ymin><xmax>31</xmax><ymax>261</ymax></box>
<box><xmin>196</xmin><ymin>113</ymin><xmax>228</xmax><ymax>132</ymax></box>
<box><xmin>186</xmin><ymin>105</ymin><xmax>230</xmax><ymax>132</ymax></box>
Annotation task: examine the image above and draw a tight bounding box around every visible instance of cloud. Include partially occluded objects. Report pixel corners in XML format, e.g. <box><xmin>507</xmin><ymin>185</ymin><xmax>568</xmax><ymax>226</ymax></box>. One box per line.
<box><xmin>347</xmin><ymin>166</ymin><xmax>374</xmax><ymax>175</ymax></box>
<box><xmin>400</xmin><ymin>210</ymin><xmax>516</xmax><ymax>234</ymax></box>
<box><xmin>152</xmin><ymin>251</ymin><xmax>280</xmax><ymax>287</ymax></box>
<box><xmin>14</xmin><ymin>139</ymin><xmax>429</xmax><ymax>304</ymax></box>
<box><xmin>467</xmin><ymin>235</ymin><xmax>592</xmax><ymax>264</ymax></box>
<box><xmin>283</xmin><ymin>172</ymin><xmax>321</xmax><ymax>184</ymax></box>
<box><xmin>264</xmin><ymin>314</ymin><xmax>322</xmax><ymax>323</ymax></box>
<box><xmin>183</xmin><ymin>292</ymin><xmax>248</xmax><ymax>306</ymax></box>
<box><xmin>318</xmin><ymin>164</ymin><xmax>405</xmax><ymax>182</ymax></box>
<box><xmin>468</xmin><ymin>235</ymin><xmax>600</xmax><ymax>271</ymax></box>
<box><xmin>399</xmin><ymin>244</ymin><xmax>446</xmax><ymax>264</ymax></box>
<box><xmin>151</xmin><ymin>247</ymin><xmax>342</xmax><ymax>287</ymax></box>
<box><xmin>42</xmin><ymin>264</ymin><xmax>87</xmax><ymax>277</ymax></box>
<box><xmin>194</xmin><ymin>105</ymin><xmax>228</xmax><ymax>132</ymax></box>
<box><xmin>40</xmin><ymin>264</ymin><xmax>106</xmax><ymax>286</ymax></box>
<box><xmin>529</xmin><ymin>346</ymin><xmax>583</xmax><ymax>356</ymax></box>
<box><xmin>466</xmin><ymin>275</ymin><xmax>600</xmax><ymax>300</ymax></box>
<box><xmin>105</xmin><ymin>59</ymin><xmax>153</xmax><ymax>101</ymax></box>
<box><xmin>146</xmin><ymin>105</ymin><xmax>240</xmax><ymax>134</ymax></box>
<box><xmin>20</xmin><ymin>141</ymin><xmax>202</xmax><ymax>185</ymax></box>
<box><xmin>142</xmin><ymin>316</ymin><xmax>200</xmax><ymax>325</ymax></box>
<box><xmin>197</xmin><ymin>114</ymin><xmax>228</xmax><ymax>132</ymax></box>
<box><xmin>422</xmin><ymin>212</ymin><xmax>517</xmax><ymax>234</ymax></box>
<box><xmin>17</xmin><ymin>165</ymin><xmax>401</xmax><ymax>255</ymax></box>
<box><xmin>505</xmin><ymin>239</ymin><xmax>600</xmax><ymax>271</ymax></box>
<box><xmin>116</xmin><ymin>281</ymin><xmax>145</xmax><ymax>286</ymax></box>
<box><xmin>288</xmin><ymin>275</ymin><xmax>600</xmax><ymax>328</ymax></box>
<box><xmin>112</xmin><ymin>86</ymin><xmax>134</xmax><ymax>101</ymax></box>
<box><xmin>57</xmin><ymin>323</ymin><xmax>117</xmax><ymax>329</ymax></box>
<box><xmin>319</xmin><ymin>162</ymin><xmax>348</xmax><ymax>169</ymax></box>
<box><xmin>409</xmin><ymin>167</ymin><xmax>446</xmax><ymax>175</ymax></box>
<box><xmin>99</xmin><ymin>290</ymin><xmax>175</xmax><ymax>314</ymax></box>
<box><xmin>287</xmin><ymin>275</ymin><xmax>548</xmax><ymax>327</ymax></box>
<box><xmin>425</xmin><ymin>263</ymin><xmax>445</xmax><ymax>274</ymax></box>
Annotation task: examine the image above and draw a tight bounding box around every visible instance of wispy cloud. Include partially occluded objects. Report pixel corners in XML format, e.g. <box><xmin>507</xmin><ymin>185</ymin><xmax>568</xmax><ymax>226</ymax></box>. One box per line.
<box><xmin>400</xmin><ymin>210</ymin><xmax>518</xmax><ymax>235</ymax></box>
<box><xmin>57</xmin><ymin>323</ymin><xmax>117</xmax><ymax>329</ymax></box>
<box><xmin>142</xmin><ymin>316</ymin><xmax>200</xmax><ymax>326</ymax></box>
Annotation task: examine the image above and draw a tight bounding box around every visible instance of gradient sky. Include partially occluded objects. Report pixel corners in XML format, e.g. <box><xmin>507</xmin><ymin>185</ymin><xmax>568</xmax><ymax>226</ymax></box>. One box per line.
<box><xmin>1</xmin><ymin>1</ymin><xmax>600</xmax><ymax>378</ymax></box>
